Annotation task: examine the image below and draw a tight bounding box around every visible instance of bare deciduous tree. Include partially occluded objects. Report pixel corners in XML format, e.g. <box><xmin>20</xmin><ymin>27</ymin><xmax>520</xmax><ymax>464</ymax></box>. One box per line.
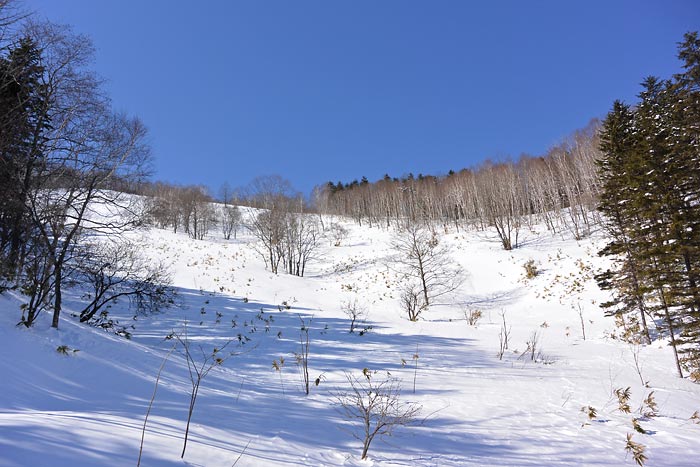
<box><xmin>175</xmin><ymin>328</ymin><xmax>233</xmax><ymax>459</ymax></box>
<box><xmin>249</xmin><ymin>208</ymin><xmax>285</xmax><ymax>273</ymax></box>
<box><xmin>294</xmin><ymin>315</ymin><xmax>311</xmax><ymax>395</ymax></box>
<box><xmin>177</xmin><ymin>186</ymin><xmax>215</xmax><ymax>240</ymax></box>
<box><xmin>3</xmin><ymin>21</ymin><xmax>152</xmax><ymax>329</ymax></box>
<box><xmin>220</xmin><ymin>204</ymin><xmax>241</xmax><ymax>240</ymax></box>
<box><xmin>391</xmin><ymin>224</ymin><xmax>463</xmax><ymax>319</ymax></box>
<box><xmin>335</xmin><ymin>370</ymin><xmax>422</xmax><ymax>460</ymax></box>
<box><xmin>341</xmin><ymin>298</ymin><xmax>368</xmax><ymax>333</ymax></box>
<box><xmin>399</xmin><ymin>282</ymin><xmax>427</xmax><ymax>322</ymax></box>
<box><xmin>75</xmin><ymin>240</ymin><xmax>174</xmax><ymax>325</ymax></box>
<box><xmin>330</xmin><ymin>222</ymin><xmax>349</xmax><ymax>246</ymax></box>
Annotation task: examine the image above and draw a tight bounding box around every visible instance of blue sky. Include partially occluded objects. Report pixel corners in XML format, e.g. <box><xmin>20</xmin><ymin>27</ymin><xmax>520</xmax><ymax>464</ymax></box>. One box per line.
<box><xmin>24</xmin><ymin>0</ymin><xmax>700</xmax><ymax>195</ymax></box>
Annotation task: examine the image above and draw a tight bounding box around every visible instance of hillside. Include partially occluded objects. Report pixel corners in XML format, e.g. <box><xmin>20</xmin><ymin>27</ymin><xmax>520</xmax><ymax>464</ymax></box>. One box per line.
<box><xmin>1</xmin><ymin>210</ymin><xmax>699</xmax><ymax>467</ymax></box>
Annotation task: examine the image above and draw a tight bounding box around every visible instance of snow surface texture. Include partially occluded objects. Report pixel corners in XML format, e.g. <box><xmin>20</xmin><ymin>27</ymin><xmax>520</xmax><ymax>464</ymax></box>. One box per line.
<box><xmin>2</xmin><ymin>211</ymin><xmax>699</xmax><ymax>466</ymax></box>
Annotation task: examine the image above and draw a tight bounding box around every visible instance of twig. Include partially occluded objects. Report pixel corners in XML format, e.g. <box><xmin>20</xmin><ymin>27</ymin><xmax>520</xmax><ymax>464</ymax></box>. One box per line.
<box><xmin>231</xmin><ymin>439</ymin><xmax>252</xmax><ymax>466</ymax></box>
<box><xmin>137</xmin><ymin>343</ymin><xmax>176</xmax><ymax>466</ymax></box>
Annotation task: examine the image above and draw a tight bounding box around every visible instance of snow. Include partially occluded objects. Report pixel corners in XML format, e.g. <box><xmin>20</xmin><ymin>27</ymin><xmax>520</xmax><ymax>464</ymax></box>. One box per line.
<box><xmin>2</xmin><ymin>211</ymin><xmax>699</xmax><ymax>466</ymax></box>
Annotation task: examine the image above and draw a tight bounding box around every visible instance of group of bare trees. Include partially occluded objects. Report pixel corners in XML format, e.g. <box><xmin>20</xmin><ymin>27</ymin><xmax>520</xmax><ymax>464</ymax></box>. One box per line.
<box><xmin>143</xmin><ymin>183</ymin><xmax>230</xmax><ymax>240</ymax></box>
<box><xmin>246</xmin><ymin>177</ymin><xmax>321</xmax><ymax>276</ymax></box>
<box><xmin>141</xmin><ymin>175</ymin><xmax>321</xmax><ymax>277</ymax></box>
<box><xmin>315</xmin><ymin>121</ymin><xmax>601</xmax><ymax>249</ymax></box>
<box><xmin>0</xmin><ymin>5</ymin><xmax>172</xmax><ymax>329</ymax></box>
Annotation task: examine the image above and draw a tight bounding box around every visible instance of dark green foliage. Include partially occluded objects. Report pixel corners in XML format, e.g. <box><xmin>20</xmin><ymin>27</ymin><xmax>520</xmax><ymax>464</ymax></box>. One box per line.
<box><xmin>0</xmin><ymin>37</ymin><xmax>48</xmax><ymax>278</ymax></box>
<box><xmin>597</xmin><ymin>32</ymin><xmax>700</xmax><ymax>378</ymax></box>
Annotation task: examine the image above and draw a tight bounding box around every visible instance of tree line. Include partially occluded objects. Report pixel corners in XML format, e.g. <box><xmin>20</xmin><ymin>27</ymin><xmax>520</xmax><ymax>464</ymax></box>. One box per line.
<box><xmin>313</xmin><ymin>120</ymin><xmax>601</xmax><ymax>249</ymax></box>
<box><xmin>596</xmin><ymin>32</ymin><xmax>700</xmax><ymax>381</ymax></box>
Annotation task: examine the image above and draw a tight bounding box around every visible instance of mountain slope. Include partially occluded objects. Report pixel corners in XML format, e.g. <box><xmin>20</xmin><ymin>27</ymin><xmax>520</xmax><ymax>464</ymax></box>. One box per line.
<box><xmin>1</xmin><ymin>214</ymin><xmax>699</xmax><ymax>466</ymax></box>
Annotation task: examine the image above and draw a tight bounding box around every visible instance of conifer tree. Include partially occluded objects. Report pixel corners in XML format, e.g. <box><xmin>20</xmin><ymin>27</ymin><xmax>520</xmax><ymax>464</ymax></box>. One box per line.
<box><xmin>596</xmin><ymin>101</ymin><xmax>652</xmax><ymax>344</ymax></box>
<box><xmin>633</xmin><ymin>76</ymin><xmax>686</xmax><ymax>376</ymax></box>
<box><xmin>0</xmin><ymin>36</ymin><xmax>47</xmax><ymax>277</ymax></box>
<box><xmin>669</xmin><ymin>33</ymin><xmax>700</xmax><ymax>377</ymax></box>
<box><xmin>597</xmin><ymin>32</ymin><xmax>700</xmax><ymax>379</ymax></box>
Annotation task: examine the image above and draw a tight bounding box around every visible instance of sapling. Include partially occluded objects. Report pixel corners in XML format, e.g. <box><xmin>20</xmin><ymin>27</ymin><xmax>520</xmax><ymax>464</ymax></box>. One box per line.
<box><xmin>175</xmin><ymin>328</ymin><xmax>233</xmax><ymax>458</ymax></box>
<box><xmin>521</xmin><ymin>330</ymin><xmax>540</xmax><ymax>361</ymax></box>
<box><xmin>400</xmin><ymin>283</ymin><xmax>427</xmax><ymax>322</ymax></box>
<box><xmin>330</xmin><ymin>223</ymin><xmax>349</xmax><ymax>246</ymax></box>
<box><xmin>576</xmin><ymin>303</ymin><xmax>586</xmax><ymax>341</ymax></box>
<box><xmin>138</xmin><ymin>344</ymin><xmax>176</xmax><ymax>467</ymax></box>
<box><xmin>629</xmin><ymin>343</ymin><xmax>648</xmax><ymax>387</ymax></box>
<box><xmin>272</xmin><ymin>357</ymin><xmax>286</xmax><ymax>397</ymax></box>
<box><xmin>391</xmin><ymin>224</ymin><xmax>464</xmax><ymax>314</ymax></box>
<box><xmin>335</xmin><ymin>370</ymin><xmax>422</xmax><ymax>460</ymax></box>
<box><xmin>497</xmin><ymin>312</ymin><xmax>511</xmax><ymax>360</ymax></box>
<box><xmin>463</xmin><ymin>307</ymin><xmax>482</xmax><ymax>326</ymax></box>
<box><xmin>412</xmin><ymin>345</ymin><xmax>419</xmax><ymax>394</ymax></box>
<box><xmin>295</xmin><ymin>315</ymin><xmax>312</xmax><ymax>395</ymax></box>
<box><xmin>341</xmin><ymin>298</ymin><xmax>368</xmax><ymax>333</ymax></box>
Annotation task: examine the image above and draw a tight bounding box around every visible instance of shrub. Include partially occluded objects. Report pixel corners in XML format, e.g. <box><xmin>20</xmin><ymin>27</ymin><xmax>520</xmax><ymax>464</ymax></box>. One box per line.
<box><xmin>523</xmin><ymin>259</ymin><xmax>539</xmax><ymax>279</ymax></box>
<box><xmin>335</xmin><ymin>370</ymin><xmax>421</xmax><ymax>460</ymax></box>
<box><xmin>464</xmin><ymin>308</ymin><xmax>482</xmax><ymax>326</ymax></box>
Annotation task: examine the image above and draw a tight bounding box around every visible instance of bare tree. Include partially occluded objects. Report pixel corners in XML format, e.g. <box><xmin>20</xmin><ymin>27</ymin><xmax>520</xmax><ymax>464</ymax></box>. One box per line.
<box><xmin>294</xmin><ymin>315</ymin><xmax>311</xmax><ymax>395</ymax></box>
<box><xmin>399</xmin><ymin>283</ymin><xmax>427</xmax><ymax>322</ymax></box>
<box><xmin>391</xmin><ymin>224</ymin><xmax>463</xmax><ymax>316</ymax></box>
<box><xmin>175</xmin><ymin>328</ymin><xmax>233</xmax><ymax>459</ymax></box>
<box><xmin>248</xmin><ymin>186</ymin><xmax>320</xmax><ymax>277</ymax></box>
<box><xmin>335</xmin><ymin>370</ymin><xmax>422</xmax><ymax>460</ymax></box>
<box><xmin>177</xmin><ymin>186</ymin><xmax>215</xmax><ymax>240</ymax></box>
<box><xmin>220</xmin><ymin>204</ymin><xmax>241</xmax><ymax>240</ymax></box>
<box><xmin>281</xmin><ymin>213</ymin><xmax>320</xmax><ymax>277</ymax></box>
<box><xmin>330</xmin><ymin>222</ymin><xmax>349</xmax><ymax>246</ymax></box>
<box><xmin>218</xmin><ymin>181</ymin><xmax>238</xmax><ymax>205</ymax></box>
<box><xmin>497</xmin><ymin>311</ymin><xmax>510</xmax><ymax>360</ymax></box>
<box><xmin>25</xmin><ymin>109</ymin><xmax>150</xmax><ymax>329</ymax></box>
<box><xmin>245</xmin><ymin>174</ymin><xmax>295</xmax><ymax>210</ymax></box>
<box><xmin>137</xmin><ymin>343</ymin><xmax>176</xmax><ymax>467</ymax></box>
<box><xmin>341</xmin><ymin>298</ymin><xmax>368</xmax><ymax>333</ymax></box>
<box><xmin>249</xmin><ymin>208</ymin><xmax>285</xmax><ymax>273</ymax></box>
<box><xmin>75</xmin><ymin>240</ymin><xmax>174</xmax><ymax>324</ymax></box>
<box><xmin>5</xmin><ymin>21</ymin><xmax>152</xmax><ymax>329</ymax></box>
<box><xmin>478</xmin><ymin>162</ymin><xmax>525</xmax><ymax>250</ymax></box>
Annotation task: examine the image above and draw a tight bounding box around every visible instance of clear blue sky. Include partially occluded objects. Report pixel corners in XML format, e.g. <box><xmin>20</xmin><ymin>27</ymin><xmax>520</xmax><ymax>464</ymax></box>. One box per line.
<box><xmin>23</xmin><ymin>0</ymin><xmax>700</xmax><ymax>195</ymax></box>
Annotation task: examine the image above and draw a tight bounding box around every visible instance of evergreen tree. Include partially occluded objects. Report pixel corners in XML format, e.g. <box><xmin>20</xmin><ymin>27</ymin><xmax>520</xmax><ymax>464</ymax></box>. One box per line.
<box><xmin>669</xmin><ymin>33</ymin><xmax>700</xmax><ymax>377</ymax></box>
<box><xmin>596</xmin><ymin>101</ymin><xmax>652</xmax><ymax>344</ymax></box>
<box><xmin>632</xmin><ymin>76</ymin><xmax>686</xmax><ymax>377</ymax></box>
<box><xmin>0</xmin><ymin>36</ymin><xmax>47</xmax><ymax>278</ymax></box>
<box><xmin>597</xmin><ymin>32</ymin><xmax>700</xmax><ymax>379</ymax></box>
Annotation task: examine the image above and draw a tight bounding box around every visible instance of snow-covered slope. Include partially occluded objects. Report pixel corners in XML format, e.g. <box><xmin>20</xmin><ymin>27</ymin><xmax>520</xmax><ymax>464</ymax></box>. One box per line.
<box><xmin>1</xmin><ymin>215</ymin><xmax>699</xmax><ymax>466</ymax></box>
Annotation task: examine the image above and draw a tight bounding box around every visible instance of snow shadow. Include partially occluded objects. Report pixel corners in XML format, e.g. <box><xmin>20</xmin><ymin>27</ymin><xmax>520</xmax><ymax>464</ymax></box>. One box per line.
<box><xmin>124</xmin><ymin>285</ymin><xmax>514</xmax><ymax>463</ymax></box>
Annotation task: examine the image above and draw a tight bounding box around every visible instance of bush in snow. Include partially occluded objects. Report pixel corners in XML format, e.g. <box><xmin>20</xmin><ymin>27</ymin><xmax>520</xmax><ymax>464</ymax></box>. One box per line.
<box><xmin>335</xmin><ymin>369</ymin><xmax>421</xmax><ymax>460</ymax></box>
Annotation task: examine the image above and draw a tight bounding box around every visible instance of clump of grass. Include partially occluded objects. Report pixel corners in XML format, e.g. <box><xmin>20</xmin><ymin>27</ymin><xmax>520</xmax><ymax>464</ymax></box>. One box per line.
<box><xmin>463</xmin><ymin>308</ymin><xmax>482</xmax><ymax>326</ymax></box>
<box><xmin>523</xmin><ymin>259</ymin><xmax>539</xmax><ymax>279</ymax></box>
<box><xmin>56</xmin><ymin>345</ymin><xmax>79</xmax><ymax>355</ymax></box>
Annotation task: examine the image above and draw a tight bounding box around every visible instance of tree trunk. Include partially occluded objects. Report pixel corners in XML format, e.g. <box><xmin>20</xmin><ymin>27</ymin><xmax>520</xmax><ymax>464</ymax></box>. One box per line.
<box><xmin>51</xmin><ymin>262</ymin><xmax>62</xmax><ymax>328</ymax></box>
